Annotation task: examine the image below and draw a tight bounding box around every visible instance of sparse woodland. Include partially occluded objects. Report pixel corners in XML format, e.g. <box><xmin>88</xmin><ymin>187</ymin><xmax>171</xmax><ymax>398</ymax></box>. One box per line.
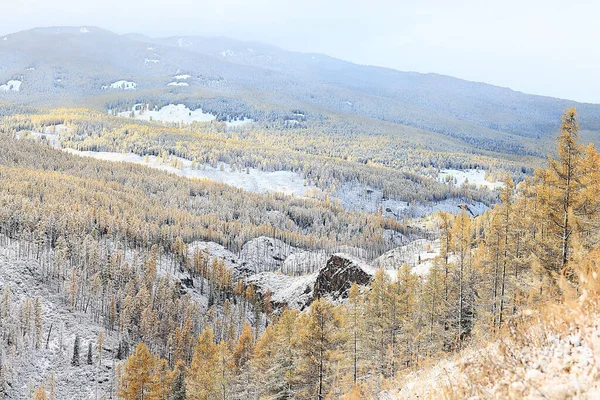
<box><xmin>1</xmin><ymin>107</ymin><xmax>599</xmax><ymax>399</ymax></box>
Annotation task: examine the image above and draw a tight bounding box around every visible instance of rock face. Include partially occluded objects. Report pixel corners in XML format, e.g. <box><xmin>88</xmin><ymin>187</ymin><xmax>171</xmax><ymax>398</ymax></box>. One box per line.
<box><xmin>313</xmin><ymin>253</ymin><xmax>373</xmax><ymax>301</ymax></box>
<box><xmin>248</xmin><ymin>253</ymin><xmax>374</xmax><ymax>310</ymax></box>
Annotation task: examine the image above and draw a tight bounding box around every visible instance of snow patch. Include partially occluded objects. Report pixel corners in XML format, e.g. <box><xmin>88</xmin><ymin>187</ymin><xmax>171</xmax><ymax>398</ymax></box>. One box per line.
<box><xmin>119</xmin><ymin>104</ymin><xmax>214</xmax><ymax>123</ymax></box>
<box><xmin>174</xmin><ymin>74</ymin><xmax>191</xmax><ymax>80</ymax></box>
<box><xmin>62</xmin><ymin>149</ymin><xmax>315</xmax><ymax>198</ymax></box>
<box><xmin>79</xmin><ymin>27</ymin><xmax>90</xmax><ymax>33</ymax></box>
<box><xmin>0</xmin><ymin>79</ymin><xmax>22</xmax><ymax>92</ymax></box>
<box><xmin>439</xmin><ymin>169</ymin><xmax>503</xmax><ymax>190</ymax></box>
<box><xmin>167</xmin><ymin>81</ymin><xmax>188</xmax><ymax>86</ymax></box>
<box><xmin>103</xmin><ymin>80</ymin><xmax>137</xmax><ymax>90</ymax></box>
<box><xmin>144</xmin><ymin>58</ymin><xmax>159</xmax><ymax>64</ymax></box>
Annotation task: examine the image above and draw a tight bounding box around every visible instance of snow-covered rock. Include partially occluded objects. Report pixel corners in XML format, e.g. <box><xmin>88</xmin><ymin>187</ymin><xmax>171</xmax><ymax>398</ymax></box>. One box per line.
<box><xmin>246</xmin><ymin>272</ymin><xmax>317</xmax><ymax>310</ymax></box>
<box><xmin>281</xmin><ymin>251</ymin><xmax>328</xmax><ymax>275</ymax></box>
<box><xmin>189</xmin><ymin>241</ymin><xmax>254</xmax><ymax>278</ymax></box>
<box><xmin>313</xmin><ymin>253</ymin><xmax>373</xmax><ymax>300</ymax></box>
<box><xmin>248</xmin><ymin>252</ymin><xmax>374</xmax><ymax>310</ymax></box>
<box><xmin>240</xmin><ymin>236</ymin><xmax>299</xmax><ymax>273</ymax></box>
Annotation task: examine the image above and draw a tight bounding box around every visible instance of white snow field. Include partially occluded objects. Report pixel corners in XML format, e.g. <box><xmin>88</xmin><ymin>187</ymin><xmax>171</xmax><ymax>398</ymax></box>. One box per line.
<box><xmin>103</xmin><ymin>80</ymin><xmax>137</xmax><ymax>90</ymax></box>
<box><xmin>118</xmin><ymin>104</ymin><xmax>215</xmax><ymax>123</ymax></box>
<box><xmin>0</xmin><ymin>79</ymin><xmax>22</xmax><ymax>92</ymax></box>
<box><xmin>117</xmin><ymin>103</ymin><xmax>255</xmax><ymax>128</ymax></box>
<box><xmin>167</xmin><ymin>81</ymin><xmax>188</xmax><ymax>86</ymax></box>
<box><xmin>63</xmin><ymin>149</ymin><xmax>314</xmax><ymax>197</ymax></box>
<box><xmin>174</xmin><ymin>74</ymin><xmax>191</xmax><ymax>80</ymax></box>
<box><xmin>439</xmin><ymin>168</ymin><xmax>503</xmax><ymax>190</ymax></box>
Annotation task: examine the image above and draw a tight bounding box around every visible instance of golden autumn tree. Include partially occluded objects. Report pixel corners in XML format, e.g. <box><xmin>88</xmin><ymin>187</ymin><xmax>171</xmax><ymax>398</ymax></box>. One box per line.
<box><xmin>119</xmin><ymin>342</ymin><xmax>155</xmax><ymax>400</ymax></box>
<box><xmin>32</xmin><ymin>385</ymin><xmax>48</xmax><ymax>400</ymax></box>
<box><xmin>535</xmin><ymin>108</ymin><xmax>586</xmax><ymax>276</ymax></box>
<box><xmin>296</xmin><ymin>298</ymin><xmax>347</xmax><ymax>400</ymax></box>
<box><xmin>186</xmin><ymin>328</ymin><xmax>218</xmax><ymax>400</ymax></box>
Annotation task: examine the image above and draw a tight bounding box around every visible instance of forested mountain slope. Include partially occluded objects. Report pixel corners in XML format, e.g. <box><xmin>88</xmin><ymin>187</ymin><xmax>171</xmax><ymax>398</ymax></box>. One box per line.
<box><xmin>2</xmin><ymin>26</ymin><xmax>600</xmax><ymax>156</ymax></box>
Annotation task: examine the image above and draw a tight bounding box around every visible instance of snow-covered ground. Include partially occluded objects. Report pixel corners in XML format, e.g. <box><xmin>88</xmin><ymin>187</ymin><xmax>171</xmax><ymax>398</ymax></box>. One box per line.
<box><xmin>144</xmin><ymin>58</ymin><xmax>159</xmax><ymax>65</ymax></box>
<box><xmin>62</xmin><ymin>149</ymin><xmax>315</xmax><ymax>197</ymax></box>
<box><xmin>118</xmin><ymin>104</ymin><xmax>215</xmax><ymax>123</ymax></box>
<box><xmin>246</xmin><ymin>272</ymin><xmax>318</xmax><ymax>310</ymax></box>
<box><xmin>439</xmin><ymin>169</ymin><xmax>503</xmax><ymax>190</ymax></box>
<box><xmin>373</xmin><ymin>239</ymin><xmax>440</xmax><ymax>276</ymax></box>
<box><xmin>0</xmin><ymin>79</ymin><xmax>22</xmax><ymax>92</ymax></box>
<box><xmin>174</xmin><ymin>74</ymin><xmax>191</xmax><ymax>80</ymax></box>
<box><xmin>225</xmin><ymin>117</ymin><xmax>254</xmax><ymax>128</ymax></box>
<box><xmin>102</xmin><ymin>80</ymin><xmax>136</xmax><ymax>90</ymax></box>
<box><xmin>0</xmin><ymin>238</ymin><xmax>118</xmax><ymax>400</ymax></box>
<box><xmin>335</xmin><ymin>183</ymin><xmax>489</xmax><ymax>219</ymax></box>
<box><xmin>167</xmin><ymin>81</ymin><xmax>188</xmax><ymax>86</ymax></box>
<box><xmin>30</xmin><ymin>124</ymin><xmax>68</xmax><ymax>147</ymax></box>
<box><xmin>117</xmin><ymin>104</ymin><xmax>255</xmax><ymax>128</ymax></box>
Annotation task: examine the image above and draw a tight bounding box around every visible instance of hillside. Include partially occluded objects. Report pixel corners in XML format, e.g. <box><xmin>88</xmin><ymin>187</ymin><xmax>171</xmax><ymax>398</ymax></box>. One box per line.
<box><xmin>2</xmin><ymin>26</ymin><xmax>600</xmax><ymax>156</ymax></box>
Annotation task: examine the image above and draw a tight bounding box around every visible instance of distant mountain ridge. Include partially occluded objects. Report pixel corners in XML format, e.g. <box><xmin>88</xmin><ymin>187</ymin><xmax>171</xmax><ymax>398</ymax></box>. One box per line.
<box><xmin>1</xmin><ymin>26</ymin><xmax>600</xmax><ymax>153</ymax></box>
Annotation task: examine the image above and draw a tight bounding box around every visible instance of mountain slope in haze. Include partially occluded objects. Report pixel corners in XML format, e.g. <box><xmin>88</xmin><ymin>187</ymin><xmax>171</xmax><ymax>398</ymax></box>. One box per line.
<box><xmin>1</xmin><ymin>26</ymin><xmax>600</xmax><ymax>155</ymax></box>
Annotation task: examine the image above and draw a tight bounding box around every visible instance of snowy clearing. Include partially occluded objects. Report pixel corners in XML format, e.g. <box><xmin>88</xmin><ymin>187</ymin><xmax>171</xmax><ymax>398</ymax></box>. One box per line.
<box><xmin>335</xmin><ymin>183</ymin><xmax>489</xmax><ymax>219</ymax></box>
<box><xmin>117</xmin><ymin>104</ymin><xmax>254</xmax><ymax>128</ymax></box>
<box><xmin>62</xmin><ymin>149</ymin><xmax>315</xmax><ymax>197</ymax></box>
<box><xmin>167</xmin><ymin>81</ymin><xmax>188</xmax><ymax>86</ymax></box>
<box><xmin>103</xmin><ymin>80</ymin><xmax>137</xmax><ymax>90</ymax></box>
<box><xmin>174</xmin><ymin>74</ymin><xmax>191</xmax><ymax>80</ymax></box>
<box><xmin>118</xmin><ymin>104</ymin><xmax>215</xmax><ymax>123</ymax></box>
<box><xmin>439</xmin><ymin>169</ymin><xmax>503</xmax><ymax>190</ymax></box>
<box><xmin>0</xmin><ymin>79</ymin><xmax>22</xmax><ymax>92</ymax></box>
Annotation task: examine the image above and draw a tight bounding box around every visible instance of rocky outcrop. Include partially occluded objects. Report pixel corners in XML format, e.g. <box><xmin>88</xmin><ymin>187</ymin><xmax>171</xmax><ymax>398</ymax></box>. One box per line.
<box><xmin>313</xmin><ymin>253</ymin><xmax>373</xmax><ymax>301</ymax></box>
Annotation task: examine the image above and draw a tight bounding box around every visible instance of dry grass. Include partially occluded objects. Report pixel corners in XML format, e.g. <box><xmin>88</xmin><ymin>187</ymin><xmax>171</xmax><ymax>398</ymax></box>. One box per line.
<box><xmin>391</xmin><ymin>248</ymin><xmax>600</xmax><ymax>400</ymax></box>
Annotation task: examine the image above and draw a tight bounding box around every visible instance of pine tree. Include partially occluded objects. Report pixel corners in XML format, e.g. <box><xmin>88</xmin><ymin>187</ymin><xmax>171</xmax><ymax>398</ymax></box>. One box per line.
<box><xmin>451</xmin><ymin>211</ymin><xmax>473</xmax><ymax>349</ymax></box>
<box><xmin>347</xmin><ymin>283</ymin><xmax>362</xmax><ymax>385</ymax></box>
<box><xmin>170</xmin><ymin>361</ymin><xmax>187</xmax><ymax>400</ymax></box>
<box><xmin>87</xmin><ymin>341</ymin><xmax>93</xmax><ymax>365</ymax></box>
<box><xmin>34</xmin><ymin>297</ymin><xmax>42</xmax><ymax>349</ymax></box>
<box><xmin>71</xmin><ymin>335</ymin><xmax>81</xmax><ymax>367</ymax></box>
